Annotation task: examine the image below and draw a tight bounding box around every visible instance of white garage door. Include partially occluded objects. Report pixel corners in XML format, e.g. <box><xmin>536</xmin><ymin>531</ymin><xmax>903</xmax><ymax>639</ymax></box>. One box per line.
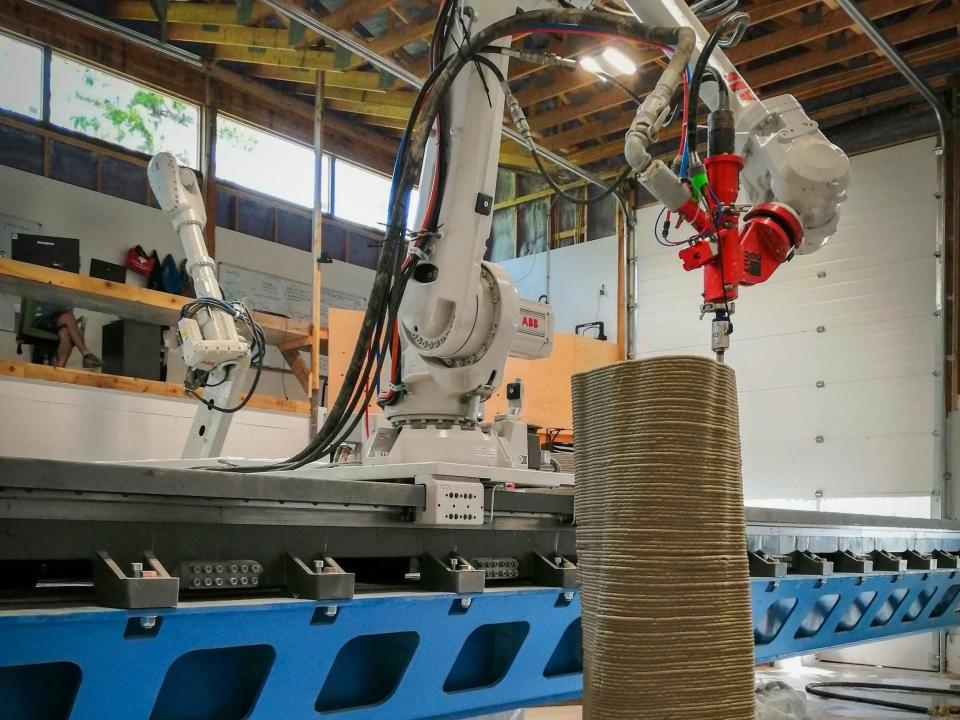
<box><xmin>635</xmin><ymin>138</ymin><xmax>940</xmax><ymax>504</ymax></box>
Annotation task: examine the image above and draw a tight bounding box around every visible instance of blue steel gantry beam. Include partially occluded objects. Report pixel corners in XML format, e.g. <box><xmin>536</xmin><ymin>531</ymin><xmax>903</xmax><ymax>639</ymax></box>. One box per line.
<box><xmin>3</xmin><ymin>571</ymin><xmax>960</xmax><ymax>720</ymax></box>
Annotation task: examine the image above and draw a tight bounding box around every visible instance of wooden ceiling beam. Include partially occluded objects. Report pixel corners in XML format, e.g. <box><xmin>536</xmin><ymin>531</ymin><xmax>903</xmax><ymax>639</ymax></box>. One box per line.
<box><xmin>246</xmin><ymin>65</ymin><xmax>402</xmax><ymax>92</ymax></box>
<box><xmin>106</xmin><ymin>0</ymin><xmax>272</xmax><ymax>25</ymax></box>
<box><xmin>110</xmin><ymin>0</ymin><xmax>420</xmax><ymax>71</ymax></box>
<box><xmin>810</xmin><ymin>71</ymin><xmax>951</xmax><ymax>122</ymax></box>
<box><xmin>320</xmin><ymin>0</ymin><xmax>393</xmax><ymax>30</ymax></box>
<box><xmin>0</xmin><ymin>0</ymin><xmax>399</xmax><ymax>173</ymax></box>
<box><xmin>530</xmin><ymin>1</ymin><xmax>958</xmax><ymax>142</ymax></box>
<box><xmin>325</xmin><ymin>98</ymin><xmax>410</xmax><ymax>120</ymax></box>
<box><xmin>511</xmin><ymin>0</ymin><xmax>859</xmax><ymax>123</ymax></box>
<box><xmin>351</xmin><ymin>114</ymin><xmax>409</xmax><ymax>131</ymax></box>
<box><xmin>543</xmin><ymin>109</ymin><xmax>636</xmax><ymax>151</ymax></box>
<box><xmin>323</xmin><ymin>87</ymin><xmax>415</xmax><ymax>120</ymax></box>
<box><xmin>343</xmin><ymin>17</ymin><xmax>434</xmax><ymax>70</ymax></box>
<box><xmin>787</xmin><ymin>36</ymin><xmax>960</xmax><ymax>97</ymax></box>
<box><xmin>510</xmin><ymin>0</ymin><xmax>819</xmax><ymax>108</ymax></box>
<box><xmin>527</xmin><ymin>86</ymin><xmax>630</xmax><ymax>132</ymax></box>
<box><xmin>513</xmin><ymin>48</ymin><xmax>662</xmax><ymax>109</ymax></box>
<box><xmin>212</xmin><ymin>44</ymin><xmax>338</xmax><ymax>70</ymax></box>
<box><xmin>165</xmin><ymin>18</ymin><xmax>430</xmax><ymax>67</ymax></box>
<box><xmin>749</xmin><ymin>3</ymin><xmax>960</xmax><ymax>87</ymax></box>
<box><xmin>165</xmin><ymin>23</ymin><xmax>303</xmax><ymax>49</ymax></box>
<box><xmin>564</xmin><ymin>70</ymin><xmax>953</xmax><ymax>167</ymax></box>
<box><xmin>727</xmin><ymin>0</ymin><xmax>910</xmax><ymax>65</ymax></box>
<box><xmin>745</xmin><ymin>0</ymin><xmax>823</xmax><ymax>25</ymax></box>
<box><xmin>541</xmin><ymin>34</ymin><xmax>960</xmax><ymax>154</ymax></box>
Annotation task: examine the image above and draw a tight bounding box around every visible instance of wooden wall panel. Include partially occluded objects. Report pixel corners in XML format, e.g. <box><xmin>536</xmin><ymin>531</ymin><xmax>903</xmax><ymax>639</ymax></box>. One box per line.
<box><xmin>485</xmin><ymin>334</ymin><xmax>622</xmax><ymax>430</ymax></box>
<box><xmin>327</xmin><ymin>308</ymin><xmax>622</xmax><ymax>434</ymax></box>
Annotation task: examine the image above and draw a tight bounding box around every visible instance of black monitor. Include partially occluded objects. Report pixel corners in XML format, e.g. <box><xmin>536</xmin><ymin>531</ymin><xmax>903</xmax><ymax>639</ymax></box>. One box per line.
<box><xmin>11</xmin><ymin>234</ymin><xmax>81</xmax><ymax>273</ymax></box>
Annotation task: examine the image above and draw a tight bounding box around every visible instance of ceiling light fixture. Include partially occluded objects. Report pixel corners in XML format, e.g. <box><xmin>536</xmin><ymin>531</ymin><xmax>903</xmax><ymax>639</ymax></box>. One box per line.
<box><xmin>601</xmin><ymin>47</ymin><xmax>637</xmax><ymax>76</ymax></box>
<box><xmin>579</xmin><ymin>54</ymin><xmax>604</xmax><ymax>76</ymax></box>
<box><xmin>580</xmin><ymin>46</ymin><xmax>637</xmax><ymax>78</ymax></box>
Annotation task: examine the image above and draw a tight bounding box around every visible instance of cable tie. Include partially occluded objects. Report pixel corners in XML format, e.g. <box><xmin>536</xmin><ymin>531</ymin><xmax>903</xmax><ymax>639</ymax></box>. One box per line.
<box><xmin>408</xmin><ymin>245</ymin><xmax>431</xmax><ymax>262</ymax></box>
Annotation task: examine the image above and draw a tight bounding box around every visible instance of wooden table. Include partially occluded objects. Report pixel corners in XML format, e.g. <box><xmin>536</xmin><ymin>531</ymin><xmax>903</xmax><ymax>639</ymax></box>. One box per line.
<box><xmin>0</xmin><ymin>258</ymin><xmax>327</xmax><ymax>407</ymax></box>
<box><xmin>0</xmin><ymin>258</ymin><xmax>320</xmax><ymax>347</ymax></box>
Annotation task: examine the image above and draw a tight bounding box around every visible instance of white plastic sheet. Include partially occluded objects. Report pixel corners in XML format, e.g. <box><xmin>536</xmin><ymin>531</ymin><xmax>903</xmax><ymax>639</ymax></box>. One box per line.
<box><xmin>756</xmin><ymin>681</ymin><xmax>811</xmax><ymax>720</ymax></box>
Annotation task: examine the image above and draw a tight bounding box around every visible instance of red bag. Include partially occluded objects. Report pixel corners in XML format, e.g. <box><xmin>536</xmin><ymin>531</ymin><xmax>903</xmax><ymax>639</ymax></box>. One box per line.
<box><xmin>125</xmin><ymin>245</ymin><xmax>155</xmax><ymax>276</ymax></box>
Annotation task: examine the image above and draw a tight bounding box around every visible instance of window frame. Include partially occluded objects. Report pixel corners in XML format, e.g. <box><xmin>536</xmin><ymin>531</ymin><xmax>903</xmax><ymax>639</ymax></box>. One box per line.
<box><xmin>0</xmin><ymin>30</ymin><xmax>46</xmax><ymax>122</ymax></box>
<box><xmin>330</xmin><ymin>156</ymin><xmax>421</xmax><ymax>232</ymax></box>
<box><xmin>0</xmin><ymin>31</ymin><xmax>419</xmax><ymax>236</ymax></box>
<box><xmin>215</xmin><ymin>112</ymin><xmax>330</xmax><ymax>212</ymax></box>
<box><xmin>47</xmin><ymin>49</ymin><xmax>201</xmax><ymax>168</ymax></box>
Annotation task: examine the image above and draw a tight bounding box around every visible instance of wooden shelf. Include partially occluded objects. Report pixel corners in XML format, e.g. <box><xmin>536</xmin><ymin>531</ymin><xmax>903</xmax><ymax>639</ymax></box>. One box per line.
<box><xmin>0</xmin><ymin>258</ymin><xmax>325</xmax><ymax>349</ymax></box>
<box><xmin>0</xmin><ymin>358</ymin><xmax>310</xmax><ymax>415</ymax></box>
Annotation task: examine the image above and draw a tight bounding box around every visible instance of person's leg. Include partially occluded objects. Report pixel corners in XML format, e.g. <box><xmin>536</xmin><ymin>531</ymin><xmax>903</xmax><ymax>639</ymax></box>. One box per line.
<box><xmin>57</xmin><ymin>313</ymin><xmax>90</xmax><ymax>356</ymax></box>
<box><xmin>59</xmin><ymin>312</ymin><xmax>102</xmax><ymax>368</ymax></box>
<box><xmin>56</xmin><ymin>326</ymin><xmax>74</xmax><ymax>367</ymax></box>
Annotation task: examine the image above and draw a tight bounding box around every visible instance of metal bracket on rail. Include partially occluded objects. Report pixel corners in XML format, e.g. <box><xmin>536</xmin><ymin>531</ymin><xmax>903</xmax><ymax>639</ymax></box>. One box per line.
<box><xmin>285</xmin><ymin>554</ymin><xmax>355</xmax><ymax>601</ymax></box>
<box><xmin>790</xmin><ymin>550</ymin><xmax>833</xmax><ymax>576</ymax></box>
<box><xmin>420</xmin><ymin>553</ymin><xmax>485</xmax><ymax>594</ymax></box>
<box><xmin>824</xmin><ymin>549</ymin><xmax>873</xmax><ymax>574</ymax></box>
<box><xmin>748</xmin><ymin>551</ymin><xmax>787</xmax><ymax>578</ymax></box>
<box><xmin>869</xmin><ymin>548</ymin><xmax>908</xmax><ymax>572</ymax></box>
<box><xmin>900</xmin><ymin>549</ymin><xmax>938</xmax><ymax>571</ymax></box>
<box><xmin>529</xmin><ymin>552</ymin><xmax>578</xmax><ymax>588</ymax></box>
<box><xmin>93</xmin><ymin>550</ymin><xmax>179</xmax><ymax>609</ymax></box>
<box><xmin>933</xmin><ymin>549</ymin><xmax>960</xmax><ymax>569</ymax></box>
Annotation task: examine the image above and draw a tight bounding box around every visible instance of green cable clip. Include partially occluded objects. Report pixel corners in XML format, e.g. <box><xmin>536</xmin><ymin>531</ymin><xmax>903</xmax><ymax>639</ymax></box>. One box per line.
<box><xmin>689</xmin><ymin>162</ymin><xmax>708</xmax><ymax>201</ymax></box>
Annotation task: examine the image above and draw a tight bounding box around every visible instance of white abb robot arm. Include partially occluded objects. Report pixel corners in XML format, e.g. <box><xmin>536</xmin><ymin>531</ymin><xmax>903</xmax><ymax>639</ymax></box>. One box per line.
<box><xmin>201</xmin><ymin>0</ymin><xmax>846</xmax><ymax>478</ymax></box>
<box><xmin>366</xmin><ymin>0</ymin><xmax>569</xmax><ymax>471</ymax></box>
<box><xmin>624</xmin><ymin>0</ymin><xmax>851</xmax><ymax>254</ymax></box>
<box><xmin>622</xmin><ymin>0</ymin><xmax>851</xmax><ymax>359</ymax></box>
<box><xmin>147</xmin><ymin>152</ymin><xmax>253</xmax><ymax>458</ymax></box>
<box><xmin>366</xmin><ymin>0</ymin><xmax>704</xmax><ymax>470</ymax></box>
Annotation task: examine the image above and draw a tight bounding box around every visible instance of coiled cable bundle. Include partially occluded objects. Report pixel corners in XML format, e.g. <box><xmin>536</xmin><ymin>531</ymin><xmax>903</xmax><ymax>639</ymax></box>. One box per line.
<box><xmin>572</xmin><ymin>356</ymin><xmax>755</xmax><ymax>719</ymax></box>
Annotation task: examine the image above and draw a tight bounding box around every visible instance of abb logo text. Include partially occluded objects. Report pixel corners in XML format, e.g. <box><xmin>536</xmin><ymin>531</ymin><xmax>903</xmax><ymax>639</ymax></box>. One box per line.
<box><xmin>521</xmin><ymin>315</ymin><xmax>540</xmax><ymax>329</ymax></box>
<box><xmin>725</xmin><ymin>71</ymin><xmax>758</xmax><ymax>103</ymax></box>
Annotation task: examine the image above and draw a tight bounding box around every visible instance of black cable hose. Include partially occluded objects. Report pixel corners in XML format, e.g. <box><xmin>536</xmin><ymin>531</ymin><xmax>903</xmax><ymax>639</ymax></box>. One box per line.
<box><xmin>805</xmin><ymin>681</ymin><xmax>960</xmax><ymax>714</ymax></box>
<box><xmin>488</xmin><ymin>43</ymin><xmax>640</xmax><ymax>204</ymax></box>
<box><xmin>302</xmin><ymin>9</ymin><xmax>685</xmax><ymax>467</ymax></box>
<box><xmin>180</xmin><ymin>299</ymin><xmax>267</xmax><ymax>414</ymax></box>
<box><xmin>223</xmin><ymin>9</ymin><xmax>689</xmax><ymax>473</ymax></box>
<box><xmin>188</xmin><ymin>355</ymin><xmax>264</xmax><ymax>414</ymax></box>
<box><xmin>530</xmin><ymin>151</ymin><xmax>632</xmax><ymax>206</ymax></box>
<box><xmin>594</xmin><ymin>70</ymin><xmax>645</xmax><ymax>105</ymax></box>
<box><xmin>702</xmin><ymin>66</ymin><xmax>729</xmax><ymax>109</ymax></box>
<box><xmin>218</xmin><ymin>61</ymin><xmax>454</xmax><ymax>472</ymax></box>
<box><xmin>685</xmin><ymin>13</ymin><xmax>743</xmax><ymax>160</ymax></box>
<box><xmin>274</xmin><ymin>58</ymin><xmax>460</xmax><ymax>467</ymax></box>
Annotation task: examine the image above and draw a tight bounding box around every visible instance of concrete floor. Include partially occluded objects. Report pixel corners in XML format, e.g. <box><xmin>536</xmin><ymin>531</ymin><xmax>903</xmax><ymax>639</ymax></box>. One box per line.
<box><xmin>522</xmin><ymin>662</ymin><xmax>960</xmax><ymax>718</ymax></box>
<box><xmin>761</xmin><ymin>662</ymin><xmax>959</xmax><ymax>718</ymax></box>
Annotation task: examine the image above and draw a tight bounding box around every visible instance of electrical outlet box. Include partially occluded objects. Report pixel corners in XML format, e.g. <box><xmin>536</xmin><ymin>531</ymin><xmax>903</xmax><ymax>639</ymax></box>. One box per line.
<box><xmin>416</xmin><ymin>477</ymin><xmax>484</xmax><ymax>526</ymax></box>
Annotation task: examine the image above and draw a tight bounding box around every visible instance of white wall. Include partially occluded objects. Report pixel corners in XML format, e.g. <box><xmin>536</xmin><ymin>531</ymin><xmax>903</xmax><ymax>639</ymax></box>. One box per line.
<box><xmin>499</xmin><ymin>234</ymin><xmax>619</xmax><ymax>344</ymax></box>
<box><xmin>634</xmin><ymin>138</ymin><xmax>940</xmax><ymax>503</ymax></box>
<box><xmin>0</xmin><ymin>375</ymin><xmax>309</xmax><ymax>461</ymax></box>
<box><xmin>0</xmin><ymin>165</ymin><xmax>374</xmax><ymax>460</ymax></box>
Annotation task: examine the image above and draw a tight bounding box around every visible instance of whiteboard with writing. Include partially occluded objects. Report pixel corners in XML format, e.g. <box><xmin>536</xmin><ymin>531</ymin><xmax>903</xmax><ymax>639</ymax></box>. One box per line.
<box><xmin>217</xmin><ymin>262</ymin><xmax>368</xmax><ymax>378</ymax></box>
<box><xmin>0</xmin><ymin>213</ymin><xmax>43</xmax><ymax>332</ymax></box>
<box><xmin>217</xmin><ymin>262</ymin><xmax>368</xmax><ymax>326</ymax></box>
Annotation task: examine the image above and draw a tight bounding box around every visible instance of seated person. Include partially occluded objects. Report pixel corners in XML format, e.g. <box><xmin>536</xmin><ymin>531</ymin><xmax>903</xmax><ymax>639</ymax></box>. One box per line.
<box><xmin>30</xmin><ymin>302</ymin><xmax>102</xmax><ymax>369</ymax></box>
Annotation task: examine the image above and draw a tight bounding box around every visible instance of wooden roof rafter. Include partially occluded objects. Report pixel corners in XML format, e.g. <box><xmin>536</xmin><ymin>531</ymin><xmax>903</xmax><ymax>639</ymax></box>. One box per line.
<box><xmin>6</xmin><ymin>0</ymin><xmax>956</xmax><ymax>174</ymax></box>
